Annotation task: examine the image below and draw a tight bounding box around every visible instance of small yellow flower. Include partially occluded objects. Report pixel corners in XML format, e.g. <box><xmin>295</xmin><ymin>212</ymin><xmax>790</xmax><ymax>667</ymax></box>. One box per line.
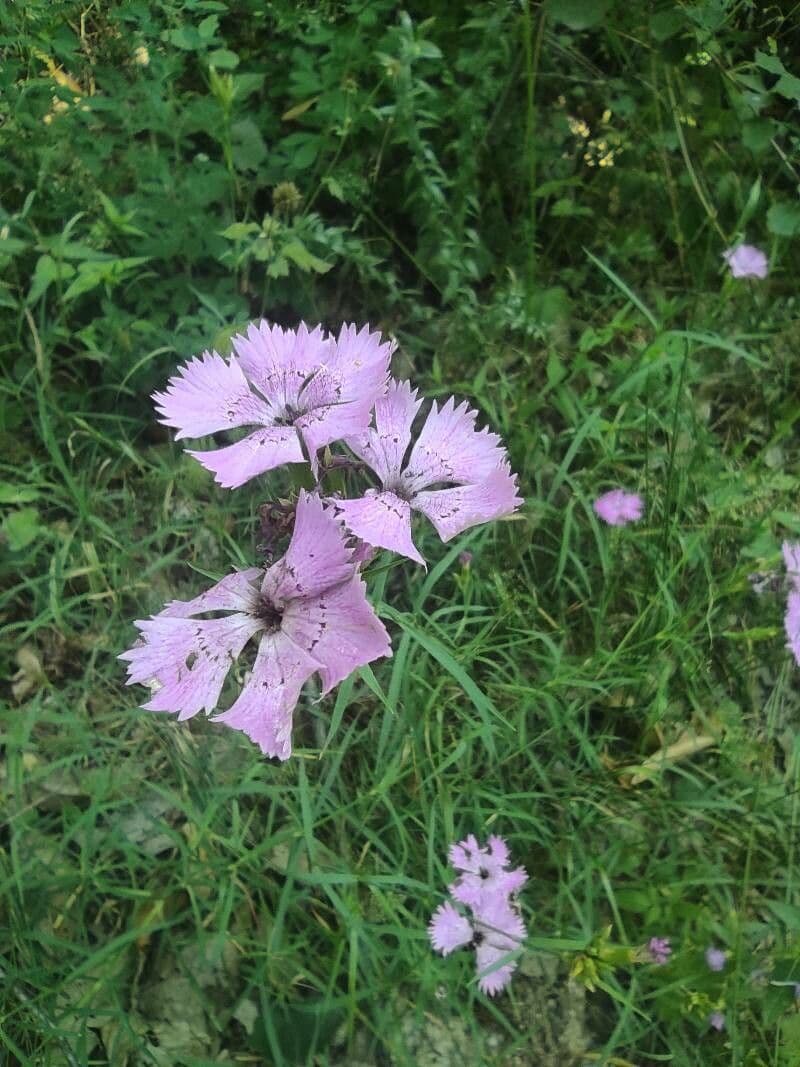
<box><xmin>133</xmin><ymin>46</ymin><xmax>150</xmax><ymax>67</ymax></box>
<box><xmin>568</xmin><ymin>116</ymin><xmax>591</xmax><ymax>139</ymax></box>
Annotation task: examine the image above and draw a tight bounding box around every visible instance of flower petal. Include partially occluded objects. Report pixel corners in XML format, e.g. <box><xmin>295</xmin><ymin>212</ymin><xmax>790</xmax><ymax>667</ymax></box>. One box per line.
<box><xmin>335</xmin><ymin>490</ymin><xmax>424</xmax><ymax>565</ymax></box>
<box><xmin>152</xmin><ymin>351</ymin><xmax>273</xmax><ymax>441</ymax></box>
<box><xmin>189</xmin><ymin>426</ymin><xmax>305</xmax><ymax>489</ymax></box>
<box><xmin>448</xmin><ymin>834</ymin><xmax>483</xmax><ymax>873</ymax></box>
<box><xmin>475</xmin><ymin>942</ymin><xmax>518</xmax><ymax>996</ymax></box>
<box><xmin>428</xmin><ymin>902</ymin><xmax>474</xmax><ymax>956</ymax></box>
<box><xmin>263</xmin><ymin>490</ymin><xmax>354</xmax><ymax>605</ymax></box>
<box><xmin>281</xmin><ymin>573</ymin><xmax>392</xmax><ymax>693</ymax></box>
<box><xmin>474</xmin><ymin>901</ymin><xmax>526</xmax><ymax>995</ymax></box>
<box><xmin>412</xmin><ymin>467</ymin><xmax>522</xmax><ymax>542</ymax></box>
<box><xmin>786</xmin><ymin>588</ymin><xmax>800</xmax><ymax>667</ymax></box>
<box><xmin>294</xmin><ymin>325</ymin><xmax>394</xmax><ymax>468</ymax></box>
<box><xmin>346</xmin><ymin>379</ymin><xmax>423</xmax><ymax>485</ymax></box>
<box><xmin>120</xmin><ymin>613</ymin><xmax>262</xmax><ymax>720</ymax></box>
<box><xmin>783</xmin><ymin>540</ymin><xmax>800</xmax><ymax>583</ymax></box>
<box><xmin>232</xmin><ymin>321</ymin><xmax>331</xmax><ymax>411</ymax></box>
<box><xmin>402</xmin><ymin>397</ymin><xmax>508</xmax><ymax>493</ymax></box>
<box><xmin>213</xmin><ymin>631</ymin><xmax>319</xmax><ymax>760</ymax></box>
<box><xmin>160</xmin><ymin>568</ymin><xmax>262</xmax><ymax>618</ymax></box>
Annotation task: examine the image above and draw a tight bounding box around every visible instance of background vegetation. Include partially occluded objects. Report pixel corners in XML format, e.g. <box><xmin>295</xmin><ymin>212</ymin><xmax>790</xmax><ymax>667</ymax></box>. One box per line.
<box><xmin>2</xmin><ymin>0</ymin><xmax>800</xmax><ymax>1063</ymax></box>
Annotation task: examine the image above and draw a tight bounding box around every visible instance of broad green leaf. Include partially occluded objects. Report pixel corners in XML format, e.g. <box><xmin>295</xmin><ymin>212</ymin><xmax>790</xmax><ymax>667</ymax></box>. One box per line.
<box><xmin>3</xmin><ymin>507</ymin><xmax>41</xmax><ymax>551</ymax></box>
<box><xmin>0</xmin><ymin>482</ymin><xmax>39</xmax><ymax>504</ymax></box>
<box><xmin>767</xmin><ymin>201</ymin><xmax>800</xmax><ymax>237</ymax></box>
<box><xmin>549</xmin><ymin>0</ymin><xmax>610</xmax><ymax>30</ymax></box>
<box><xmin>208</xmin><ymin>48</ymin><xmax>239</xmax><ymax>69</ymax></box>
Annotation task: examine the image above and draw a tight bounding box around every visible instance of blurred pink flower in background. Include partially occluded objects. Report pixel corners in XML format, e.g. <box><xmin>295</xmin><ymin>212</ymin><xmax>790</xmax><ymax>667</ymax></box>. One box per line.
<box><xmin>723</xmin><ymin>243</ymin><xmax>768</xmax><ymax>279</ymax></box>
<box><xmin>593</xmin><ymin>489</ymin><xmax>644</xmax><ymax>526</ymax></box>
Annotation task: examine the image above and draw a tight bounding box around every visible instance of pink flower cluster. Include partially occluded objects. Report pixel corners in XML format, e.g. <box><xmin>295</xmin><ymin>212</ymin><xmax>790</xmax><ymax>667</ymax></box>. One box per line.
<box><xmin>428</xmin><ymin>834</ymin><xmax>527</xmax><ymax>996</ymax></box>
<box><xmin>121</xmin><ymin>321</ymin><xmax>522</xmax><ymax>757</ymax></box>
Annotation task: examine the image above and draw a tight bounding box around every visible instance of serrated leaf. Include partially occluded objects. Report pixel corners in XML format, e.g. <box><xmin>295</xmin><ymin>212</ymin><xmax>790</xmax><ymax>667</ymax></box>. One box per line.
<box><xmin>220</xmin><ymin>222</ymin><xmax>260</xmax><ymax>240</ymax></box>
<box><xmin>27</xmin><ymin>254</ymin><xmax>75</xmax><ymax>305</ymax></box>
<box><xmin>282</xmin><ymin>240</ymin><xmax>332</xmax><ymax>273</ymax></box>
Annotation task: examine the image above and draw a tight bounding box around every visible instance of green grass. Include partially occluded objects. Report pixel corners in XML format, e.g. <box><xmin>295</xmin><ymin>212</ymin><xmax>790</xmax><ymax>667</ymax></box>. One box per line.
<box><xmin>3</xmin><ymin>2</ymin><xmax>800</xmax><ymax>1065</ymax></box>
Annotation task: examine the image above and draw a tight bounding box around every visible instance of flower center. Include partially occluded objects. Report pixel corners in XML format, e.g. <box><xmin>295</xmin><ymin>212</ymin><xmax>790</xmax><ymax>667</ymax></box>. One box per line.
<box><xmin>257</xmin><ymin>595</ymin><xmax>283</xmax><ymax>632</ymax></box>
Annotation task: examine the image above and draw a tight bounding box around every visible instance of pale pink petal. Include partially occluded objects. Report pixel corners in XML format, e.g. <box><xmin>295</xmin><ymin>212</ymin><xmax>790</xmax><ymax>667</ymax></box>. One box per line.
<box><xmin>412</xmin><ymin>467</ymin><xmax>522</xmax><ymax>542</ymax></box>
<box><xmin>232</xmin><ymin>320</ymin><xmax>331</xmax><ymax>410</ymax></box>
<box><xmin>475</xmin><ymin>942</ymin><xmax>518</xmax><ymax>996</ymax></box>
<box><xmin>213</xmin><ymin>631</ymin><xmax>319</xmax><ymax>760</ymax></box>
<box><xmin>152</xmin><ymin>351</ymin><xmax>273</xmax><ymax>440</ymax></box>
<box><xmin>189</xmin><ymin>426</ymin><xmax>305</xmax><ymax>488</ymax></box>
<box><xmin>723</xmin><ymin>244</ymin><xmax>768</xmax><ymax>280</ymax></box>
<box><xmin>486</xmin><ymin>835</ymin><xmax>510</xmax><ymax>868</ymax></box>
<box><xmin>450</xmin><ymin>866</ymin><xmax>528</xmax><ymax>910</ymax></box>
<box><xmin>346</xmin><ymin>379</ymin><xmax>423</xmax><ymax>484</ymax></box>
<box><xmin>428</xmin><ymin>902</ymin><xmax>474</xmax><ymax>956</ymax></box>
<box><xmin>335</xmin><ymin>490</ymin><xmax>424</xmax><ymax>565</ymax></box>
<box><xmin>475</xmin><ymin>899</ymin><xmax>527</xmax><ymax>943</ymax></box>
<box><xmin>281</xmin><ymin>573</ymin><xmax>392</xmax><ymax>693</ymax></box>
<box><xmin>593</xmin><ymin>489</ymin><xmax>643</xmax><ymax>526</ymax></box>
<box><xmin>160</xmin><ymin>568</ymin><xmax>262</xmax><ymax>618</ymax></box>
<box><xmin>402</xmin><ymin>397</ymin><xmax>507</xmax><ymax>493</ymax></box>
<box><xmin>119</xmin><ymin>613</ymin><xmax>262</xmax><ymax>720</ymax></box>
<box><xmin>294</xmin><ymin>326</ymin><xmax>394</xmax><ymax>469</ymax></box>
<box><xmin>294</xmin><ymin>393</ymin><xmax>372</xmax><ymax>474</ymax></box>
<box><xmin>327</xmin><ymin>322</ymin><xmax>396</xmax><ymax>389</ymax></box>
<box><xmin>783</xmin><ymin>540</ymin><xmax>800</xmax><ymax>583</ymax></box>
<box><xmin>474</xmin><ymin>901</ymin><xmax>526</xmax><ymax>995</ymax></box>
<box><xmin>263</xmin><ymin>490</ymin><xmax>354</xmax><ymax>605</ymax></box>
<box><xmin>449</xmin><ymin>834</ymin><xmax>482</xmax><ymax>873</ymax></box>
<box><xmin>786</xmin><ymin>589</ymin><xmax>800</xmax><ymax>667</ymax></box>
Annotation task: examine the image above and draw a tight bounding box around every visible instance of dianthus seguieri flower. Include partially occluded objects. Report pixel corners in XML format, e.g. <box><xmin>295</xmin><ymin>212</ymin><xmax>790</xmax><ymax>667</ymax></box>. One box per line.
<box><xmin>428</xmin><ymin>833</ymin><xmax>527</xmax><ymax>996</ymax></box>
<box><xmin>593</xmin><ymin>488</ymin><xmax>644</xmax><ymax>527</ymax></box>
<box><xmin>335</xmin><ymin>380</ymin><xmax>522</xmax><ymax>564</ymax></box>
<box><xmin>722</xmin><ymin>243</ymin><xmax>768</xmax><ymax>280</ymax></box>
<box><xmin>119</xmin><ymin>491</ymin><xmax>391</xmax><ymax>758</ymax></box>
<box><xmin>153</xmin><ymin>321</ymin><xmax>394</xmax><ymax>487</ymax></box>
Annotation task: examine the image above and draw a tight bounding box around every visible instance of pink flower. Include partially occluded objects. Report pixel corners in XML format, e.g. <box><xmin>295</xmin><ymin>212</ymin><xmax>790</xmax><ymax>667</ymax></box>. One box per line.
<box><xmin>428</xmin><ymin>834</ymin><xmax>528</xmax><ymax>996</ymax></box>
<box><xmin>705</xmin><ymin>946</ymin><xmax>727</xmax><ymax>972</ymax></box>
<box><xmin>648</xmin><ymin>937</ymin><xmax>672</xmax><ymax>965</ymax></box>
<box><xmin>448</xmin><ymin>834</ymin><xmax>528</xmax><ymax>911</ymax></box>
<box><xmin>153</xmin><ymin>322</ymin><xmax>394</xmax><ymax>487</ymax></box>
<box><xmin>335</xmin><ymin>380</ymin><xmax>522</xmax><ymax>564</ymax></box>
<box><xmin>593</xmin><ymin>489</ymin><xmax>644</xmax><ymax>527</ymax></box>
<box><xmin>708</xmin><ymin>1011</ymin><xmax>726</xmax><ymax>1032</ymax></box>
<box><xmin>723</xmin><ymin>244</ymin><xmax>768</xmax><ymax>280</ymax></box>
<box><xmin>120</xmin><ymin>491</ymin><xmax>391</xmax><ymax>758</ymax></box>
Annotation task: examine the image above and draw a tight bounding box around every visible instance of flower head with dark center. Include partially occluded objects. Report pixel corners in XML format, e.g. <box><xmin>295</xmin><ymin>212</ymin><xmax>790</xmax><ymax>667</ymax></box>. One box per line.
<box><xmin>152</xmin><ymin>321</ymin><xmax>394</xmax><ymax>488</ymax></box>
<box><xmin>120</xmin><ymin>491</ymin><xmax>391</xmax><ymax>759</ymax></box>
